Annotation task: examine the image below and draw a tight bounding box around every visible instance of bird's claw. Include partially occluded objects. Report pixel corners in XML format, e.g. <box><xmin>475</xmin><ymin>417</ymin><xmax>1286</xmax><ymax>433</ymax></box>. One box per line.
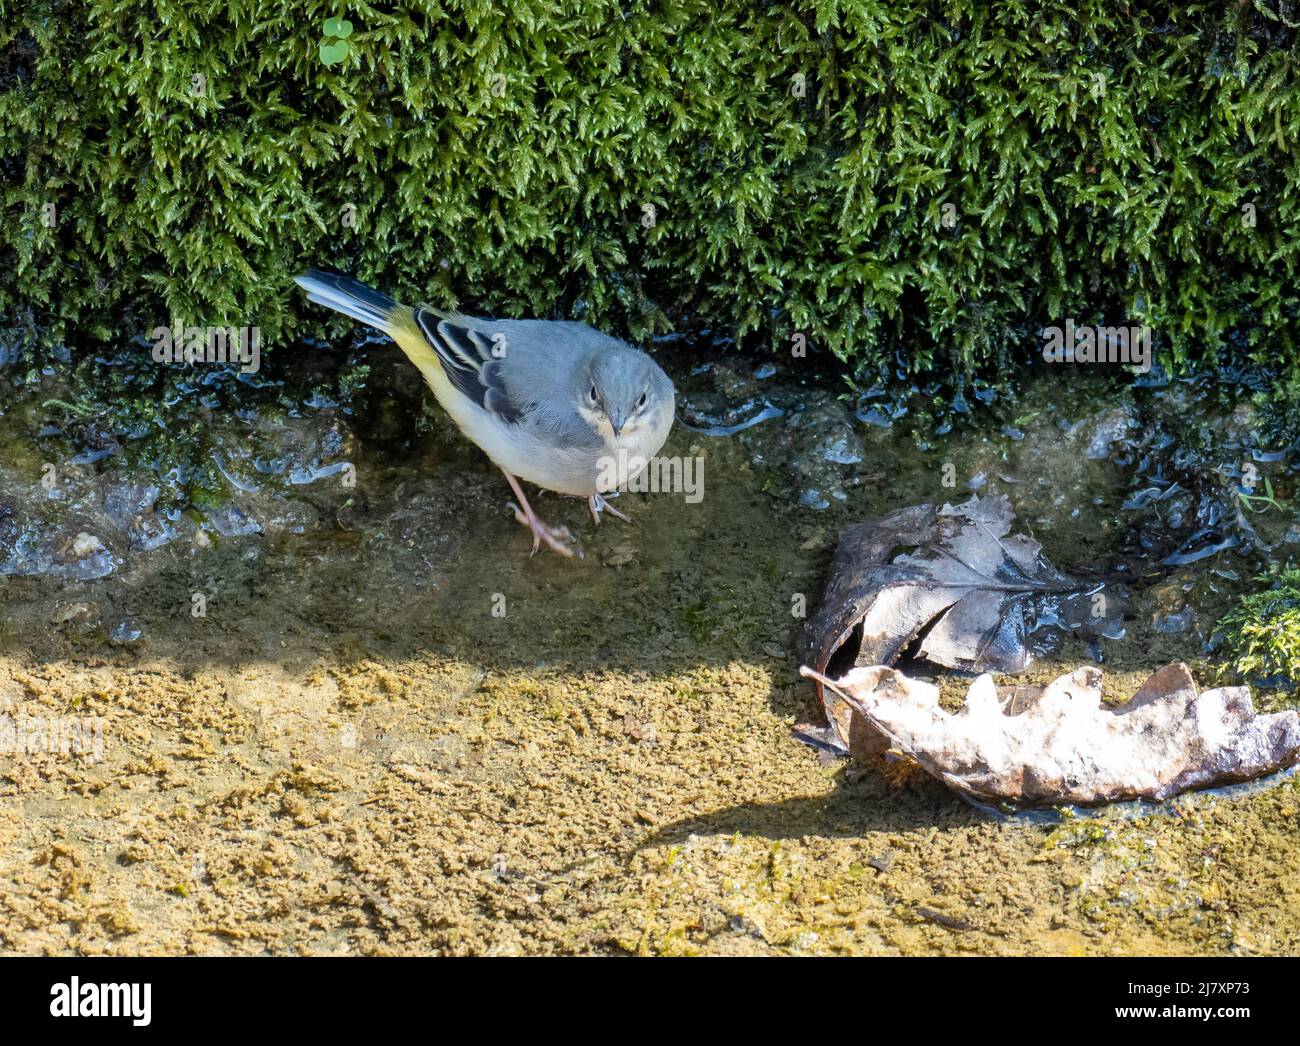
<box><xmin>588</xmin><ymin>493</ymin><xmax>635</xmax><ymax>526</ymax></box>
<box><xmin>510</xmin><ymin>502</ymin><xmax>580</xmax><ymax>558</ymax></box>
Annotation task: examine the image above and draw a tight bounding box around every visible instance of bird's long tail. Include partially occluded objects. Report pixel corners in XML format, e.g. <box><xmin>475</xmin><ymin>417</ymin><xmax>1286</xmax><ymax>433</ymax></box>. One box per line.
<box><xmin>295</xmin><ymin>268</ymin><xmax>455</xmax><ymax>403</ymax></box>
<box><xmin>294</xmin><ymin>268</ymin><xmax>406</xmax><ymax>333</ymax></box>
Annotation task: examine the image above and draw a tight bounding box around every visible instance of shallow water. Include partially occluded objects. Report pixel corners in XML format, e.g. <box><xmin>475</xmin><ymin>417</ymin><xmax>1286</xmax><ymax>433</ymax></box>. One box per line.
<box><xmin>0</xmin><ymin>345</ymin><xmax>1297</xmax><ymax>955</ymax></box>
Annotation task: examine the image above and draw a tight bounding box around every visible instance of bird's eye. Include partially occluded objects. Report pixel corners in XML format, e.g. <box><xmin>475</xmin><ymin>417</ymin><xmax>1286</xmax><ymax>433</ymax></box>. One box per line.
<box><xmin>589</xmin><ymin>385</ymin><xmax>598</xmax><ymax>403</ymax></box>
<box><xmin>637</xmin><ymin>392</ymin><xmax>647</xmax><ymax>408</ymax></box>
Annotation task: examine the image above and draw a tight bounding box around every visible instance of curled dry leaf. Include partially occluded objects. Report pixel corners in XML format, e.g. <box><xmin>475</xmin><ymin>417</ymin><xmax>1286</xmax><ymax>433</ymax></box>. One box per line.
<box><xmin>799</xmin><ymin>494</ymin><xmax>1120</xmax><ymax>713</ymax></box>
<box><xmin>799</xmin><ymin>495</ymin><xmax>1300</xmax><ymax>805</ymax></box>
<box><xmin>800</xmin><ymin>662</ymin><xmax>1300</xmax><ymax>806</ymax></box>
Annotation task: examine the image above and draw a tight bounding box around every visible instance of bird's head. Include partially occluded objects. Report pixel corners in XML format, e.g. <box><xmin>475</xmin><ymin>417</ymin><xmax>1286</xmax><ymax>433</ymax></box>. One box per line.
<box><xmin>577</xmin><ymin>346</ymin><xmax>675</xmax><ymax>442</ymax></box>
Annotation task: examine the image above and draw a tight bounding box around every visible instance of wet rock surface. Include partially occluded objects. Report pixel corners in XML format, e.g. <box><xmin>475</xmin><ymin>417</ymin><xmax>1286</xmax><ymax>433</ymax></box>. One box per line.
<box><xmin>678</xmin><ymin>359</ymin><xmax>876</xmax><ymax>511</ymax></box>
<box><xmin>0</xmin><ymin>409</ymin><xmax>359</xmax><ymax>583</ymax></box>
<box><xmin>0</xmin><ymin>346</ymin><xmax>1298</xmax><ymax>955</ymax></box>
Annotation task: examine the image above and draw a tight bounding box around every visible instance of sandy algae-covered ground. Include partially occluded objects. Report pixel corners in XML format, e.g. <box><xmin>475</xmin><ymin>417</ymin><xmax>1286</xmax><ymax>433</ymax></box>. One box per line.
<box><xmin>1</xmin><ymin>359</ymin><xmax>1298</xmax><ymax>955</ymax></box>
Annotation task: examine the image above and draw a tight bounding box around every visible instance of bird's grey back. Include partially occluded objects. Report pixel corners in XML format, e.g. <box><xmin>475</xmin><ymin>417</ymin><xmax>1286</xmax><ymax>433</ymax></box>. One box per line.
<box><xmin>437</xmin><ymin>313</ymin><xmax>624</xmax><ymax>405</ymax></box>
<box><xmin>434</xmin><ymin>314</ymin><xmax>628</xmax><ymax>452</ymax></box>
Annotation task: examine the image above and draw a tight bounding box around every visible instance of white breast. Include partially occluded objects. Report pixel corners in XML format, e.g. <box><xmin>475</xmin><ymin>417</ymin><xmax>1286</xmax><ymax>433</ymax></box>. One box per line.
<box><xmin>445</xmin><ymin>396</ymin><xmax>673</xmax><ymax>499</ymax></box>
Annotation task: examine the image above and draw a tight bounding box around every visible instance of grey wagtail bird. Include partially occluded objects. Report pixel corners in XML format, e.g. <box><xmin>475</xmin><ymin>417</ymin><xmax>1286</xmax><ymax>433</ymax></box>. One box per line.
<box><xmin>294</xmin><ymin>269</ymin><xmax>675</xmax><ymax>557</ymax></box>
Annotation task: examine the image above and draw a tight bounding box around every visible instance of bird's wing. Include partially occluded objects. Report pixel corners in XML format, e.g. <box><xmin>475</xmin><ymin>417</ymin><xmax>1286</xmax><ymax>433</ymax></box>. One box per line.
<box><xmin>413</xmin><ymin>308</ymin><xmax>524</xmax><ymax>424</ymax></box>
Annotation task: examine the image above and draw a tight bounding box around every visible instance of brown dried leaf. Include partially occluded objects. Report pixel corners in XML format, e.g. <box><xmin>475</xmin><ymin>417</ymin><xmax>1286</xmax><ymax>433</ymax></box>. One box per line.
<box><xmin>801</xmin><ymin>662</ymin><xmax>1300</xmax><ymax>806</ymax></box>
<box><xmin>800</xmin><ymin>495</ymin><xmax>1120</xmax><ymax>714</ymax></box>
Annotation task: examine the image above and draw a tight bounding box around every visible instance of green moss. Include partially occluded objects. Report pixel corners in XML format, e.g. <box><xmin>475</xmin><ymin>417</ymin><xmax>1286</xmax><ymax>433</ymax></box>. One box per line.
<box><xmin>677</xmin><ymin>596</ymin><xmax>714</xmax><ymax>643</ymax></box>
<box><xmin>1217</xmin><ymin>567</ymin><xmax>1300</xmax><ymax>690</ymax></box>
<box><xmin>1257</xmin><ymin>378</ymin><xmax>1300</xmax><ymax>448</ymax></box>
<box><xmin>2</xmin><ymin>2</ymin><xmax>1299</xmax><ymax>389</ymax></box>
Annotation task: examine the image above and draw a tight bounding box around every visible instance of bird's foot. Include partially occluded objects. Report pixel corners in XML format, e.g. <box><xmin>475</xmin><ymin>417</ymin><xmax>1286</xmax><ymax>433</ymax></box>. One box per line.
<box><xmin>588</xmin><ymin>493</ymin><xmax>634</xmax><ymax>526</ymax></box>
<box><xmin>510</xmin><ymin>502</ymin><xmax>580</xmax><ymax>558</ymax></box>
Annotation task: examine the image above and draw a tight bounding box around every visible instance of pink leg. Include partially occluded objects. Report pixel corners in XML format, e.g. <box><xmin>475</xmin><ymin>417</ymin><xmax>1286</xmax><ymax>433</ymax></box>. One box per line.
<box><xmin>502</xmin><ymin>470</ymin><xmax>577</xmax><ymax>558</ymax></box>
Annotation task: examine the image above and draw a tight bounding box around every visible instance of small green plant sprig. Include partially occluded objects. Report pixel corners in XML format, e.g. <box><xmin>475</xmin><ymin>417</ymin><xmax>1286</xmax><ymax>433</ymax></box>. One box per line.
<box><xmin>319</xmin><ymin>17</ymin><xmax>353</xmax><ymax>66</ymax></box>
<box><xmin>1238</xmin><ymin>476</ymin><xmax>1287</xmax><ymax>514</ymax></box>
<box><xmin>1216</xmin><ymin>566</ymin><xmax>1300</xmax><ymax>689</ymax></box>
